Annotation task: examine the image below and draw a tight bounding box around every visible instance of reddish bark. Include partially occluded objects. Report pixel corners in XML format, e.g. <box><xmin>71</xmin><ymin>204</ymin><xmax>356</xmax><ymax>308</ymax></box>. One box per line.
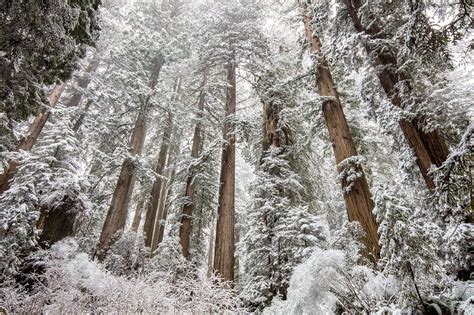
<box><xmin>302</xmin><ymin>2</ymin><xmax>380</xmax><ymax>261</ymax></box>
<box><xmin>179</xmin><ymin>69</ymin><xmax>208</xmax><ymax>258</ymax></box>
<box><xmin>213</xmin><ymin>59</ymin><xmax>237</xmax><ymax>282</ymax></box>
<box><xmin>343</xmin><ymin>0</ymin><xmax>449</xmax><ymax>189</ymax></box>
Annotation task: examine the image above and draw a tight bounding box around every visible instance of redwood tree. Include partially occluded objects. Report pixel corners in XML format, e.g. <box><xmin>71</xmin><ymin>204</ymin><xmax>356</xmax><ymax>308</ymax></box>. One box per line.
<box><xmin>179</xmin><ymin>69</ymin><xmax>208</xmax><ymax>258</ymax></box>
<box><xmin>213</xmin><ymin>58</ymin><xmax>237</xmax><ymax>282</ymax></box>
<box><xmin>301</xmin><ymin>1</ymin><xmax>380</xmax><ymax>261</ymax></box>
<box><xmin>143</xmin><ymin>80</ymin><xmax>179</xmax><ymax>248</ymax></box>
<box><xmin>341</xmin><ymin>0</ymin><xmax>449</xmax><ymax>190</ymax></box>
<box><xmin>97</xmin><ymin>58</ymin><xmax>164</xmax><ymax>256</ymax></box>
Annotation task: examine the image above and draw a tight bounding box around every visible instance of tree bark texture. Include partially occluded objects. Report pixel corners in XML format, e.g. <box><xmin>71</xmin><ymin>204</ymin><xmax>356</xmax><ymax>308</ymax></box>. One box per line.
<box><xmin>97</xmin><ymin>111</ymin><xmax>147</xmax><ymax>255</ymax></box>
<box><xmin>213</xmin><ymin>59</ymin><xmax>237</xmax><ymax>283</ymax></box>
<box><xmin>131</xmin><ymin>197</ymin><xmax>145</xmax><ymax>232</ymax></box>
<box><xmin>179</xmin><ymin>69</ymin><xmax>208</xmax><ymax>258</ymax></box>
<box><xmin>0</xmin><ymin>82</ymin><xmax>66</xmax><ymax>195</ymax></box>
<box><xmin>302</xmin><ymin>2</ymin><xmax>380</xmax><ymax>261</ymax></box>
<box><xmin>39</xmin><ymin>200</ymin><xmax>78</xmax><ymax>246</ymax></box>
<box><xmin>97</xmin><ymin>58</ymin><xmax>164</xmax><ymax>256</ymax></box>
<box><xmin>143</xmin><ymin>78</ymin><xmax>180</xmax><ymax>247</ymax></box>
<box><xmin>343</xmin><ymin>0</ymin><xmax>449</xmax><ymax>190</ymax></box>
<box><xmin>150</xmin><ymin>155</ymin><xmax>172</xmax><ymax>253</ymax></box>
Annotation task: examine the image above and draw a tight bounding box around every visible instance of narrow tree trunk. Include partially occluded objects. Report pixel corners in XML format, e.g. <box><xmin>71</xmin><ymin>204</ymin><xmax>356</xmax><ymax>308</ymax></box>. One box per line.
<box><xmin>0</xmin><ymin>82</ymin><xmax>66</xmax><ymax>194</ymax></box>
<box><xmin>342</xmin><ymin>0</ymin><xmax>449</xmax><ymax>190</ymax></box>
<box><xmin>207</xmin><ymin>224</ymin><xmax>215</xmax><ymax>278</ymax></box>
<box><xmin>97</xmin><ymin>57</ymin><xmax>164</xmax><ymax>256</ymax></box>
<box><xmin>131</xmin><ymin>197</ymin><xmax>145</xmax><ymax>232</ymax></box>
<box><xmin>213</xmin><ymin>59</ymin><xmax>237</xmax><ymax>282</ymax></box>
<box><xmin>179</xmin><ymin>69</ymin><xmax>208</xmax><ymax>258</ymax></box>
<box><xmin>150</xmin><ymin>157</ymin><xmax>172</xmax><ymax>253</ymax></box>
<box><xmin>143</xmin><ymin>112</ymin><xmax>174</xmax><ymax>248</ymax></box>
<box><xmin>72</xmin><ymin>99</ymin><xmax>93</xmax><ymax>132</ymax></box>
<box><xmin>152</xmin><ymin>166</ymin><xmax>176</xmax><ymax>252</ymax></box>
<box><xmin>97</xmin><ymin>111</ymin><xmax>147</xmax><ymax>256</ymax></box>
<box><xmin>151</xmin><ymin>128</ymin><xmax>183</xmax><ymax>253</ymax></box>
<box><xmin>302</xmin><ymin>2</ymin><xmax>380</xmax><ymax>261</ymax></box>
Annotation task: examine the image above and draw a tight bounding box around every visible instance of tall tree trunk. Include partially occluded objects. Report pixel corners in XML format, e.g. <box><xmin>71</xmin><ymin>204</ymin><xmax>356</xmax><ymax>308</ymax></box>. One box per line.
<box><xmin>0</xmin><ymin>82</ymin><xmax>66</xmax><ymax>195</ymax></box>
<box><xmin>152</xmin><ymin>166</ymin><xmax>176</xmax><ymax>252</ymax></box>
<box><xmin>213</xmin><ymin>58</ymin><xmax>237</xmax><ymax>282</ymax></box>
<box><xmin>143</xmin><ymin>110</ymin><xmax>175</xmax><ymax>248</ymax></box>
<box><xmin>97</xmin><ymin>111</ymin><xmax>147</xmax><ymax>256</ymax></box>
<box><xmin>131</xmin><ymin>197</ymin><xmax>145</xmax><ymax>232</ymax></box>
<box><xmin>342</xmin><ymin>0</ymin><xmax>449</xmax><ymax>190</ymax></box>
<box><xmin>179</xmin><ymin>69</ymin><xmax>208</xmax><ymax>258</ymax></box>
<box><xmin>97</xmin><ymin>57</ymin><xmax>164</xmax><ymax>256</ymax></box>
<box><xmin>302</xmin><ymin>2</ymin><xmax>380</xmax><ymax>261</ymax></box>
<box><xmin>151</xmin><ymin>127</ymin><xmax>183</xmax><ymax>253</ymax></box>
<box><xmin>142</xmin><ymin>127</ymin><xmax>170</xmax><ymax>247</ymax></box>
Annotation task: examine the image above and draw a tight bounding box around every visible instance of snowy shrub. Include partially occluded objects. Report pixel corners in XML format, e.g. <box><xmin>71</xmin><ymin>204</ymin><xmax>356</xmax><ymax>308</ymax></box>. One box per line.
<box><xmin>264</xmin><ymin>249</ymin><xmax>401</xmax><ymax>314</ymax></box>
<box><xmin>102</xmin><ymin>231</ymin><xmax>149</xmax><ymax>276</ymax></box>
<box><xmin>0</xmin><ymin>239</ymin><xmax>242</xmax><ymax>314</ymax></box>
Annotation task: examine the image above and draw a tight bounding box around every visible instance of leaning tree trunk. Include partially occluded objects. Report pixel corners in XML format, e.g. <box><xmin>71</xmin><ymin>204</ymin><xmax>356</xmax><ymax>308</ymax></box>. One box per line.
<box><xmin>214</xmin><ymin>58</ymin><xmax>237</xmax><ymax>283</ymax></box>
<box><xmin>342</xmin><ymin>0</ymin><xmax>449</xmax><ymax>190</ymax></box>
<box><xmin>0</xmin><ymin>82</ymin><xmax>65</xmax><ymax>194</ymax></box>
<box><xmin>302</xmin><ymin>2</ymin><xmax>380</xmax><ymax>261</ymax></box>
<box><xmin>0</xmin><ymin>55</ymin><xmax>101</xmax><ymax>195</ymax></box>
<box><xmin>179</xmin><ymin>69</ymin><xmax>208</xmax><ymax>258</ymax></box>
<box><xmin>97</xmin><ymin>57</ymin><xmax>164</xmax><ymax>257</ymax></box>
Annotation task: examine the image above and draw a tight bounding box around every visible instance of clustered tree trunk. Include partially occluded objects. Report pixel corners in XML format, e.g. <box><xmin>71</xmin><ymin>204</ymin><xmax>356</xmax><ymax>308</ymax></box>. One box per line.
<box><xmin>143</xmin><ymin>78</ymin><xmax>180</xmax><ymax>249</ymax></box>
<box><xmin>143</xmin><ymin>113</ymin><xmax>173</xmax><ymax>248</ymax></box>
<box><xmin>213</xmin><ymin>58</ymin><xmax>237</xmax><ymax>283</ymax></box>
<box><xmin>301</xmin><ymin>1</ymin><xmax>381</xmax><ymax>261</ymax></box>
<box><xmin>97</xmin><ymin>57</ymin><xmax>164</xmax><ymax>256</ymax></box>
<box><xmin>342</xmin><ymin>0</ymin><xmax>449</xmax><ymax>190</ymax></box>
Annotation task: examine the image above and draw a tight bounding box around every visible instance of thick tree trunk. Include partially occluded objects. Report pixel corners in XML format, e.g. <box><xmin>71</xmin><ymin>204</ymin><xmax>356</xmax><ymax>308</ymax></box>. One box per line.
<box><xmin>131</xmin><ymin>197</ymin><xmax>145</xmax><ymax>232</ymax></box>
<box><xmin>179</xmin><ymin>70</ymin><xmax>207</xmax><ymax>258</ymax></box>
<box><xmin>143</xmin><ymin>111</ymin><xmax>174</xmax><ymax>248</ymax></box>
<box><xmin>97</xmin><ymin>58</ymin><xmax>164</xmax><ymax>256</ymax></box>
<box><xmin>213</xmin><ymin>59</ymin><xmax>237</xmax><ymax>282</ymax></box>
<box><xmin>0</xmin><ymin>82</ymin><xmax>66</xmax><ymax>195</ymax></box>
<box><xmin>97</xmin><ymin>111</ymin><xmax>147</xmax><ymax>256</ymax></box>
<box><xmin>39</xmin><ymin>199</ymin><xmax>78</xmax><ymax>246</ymax></box>
<box><xmin>343</xmin><ymin>0</ymin><xmax>449</xmax><ymax>190</ymax></box>
<box><xmin>302</xmin><ymin>2</ymin><xmax>380</xmax><ymax>261</ymax></box>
